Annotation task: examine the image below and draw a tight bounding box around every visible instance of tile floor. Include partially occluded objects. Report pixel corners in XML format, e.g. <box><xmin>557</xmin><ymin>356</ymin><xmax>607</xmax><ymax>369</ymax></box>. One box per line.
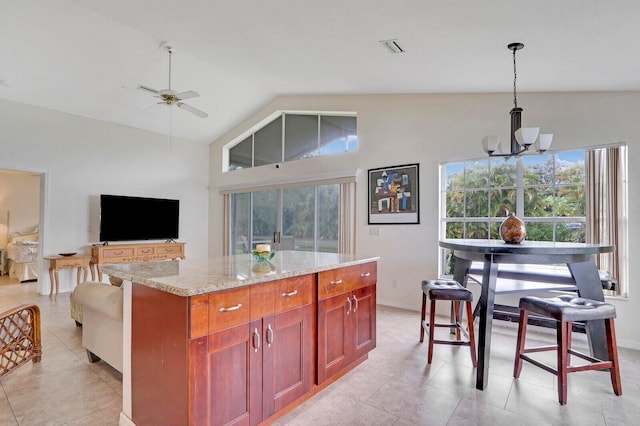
<box><xmin>1</xmin><ymin>276</ymin><xmax>639</xmax><ymax>425</ymax></box>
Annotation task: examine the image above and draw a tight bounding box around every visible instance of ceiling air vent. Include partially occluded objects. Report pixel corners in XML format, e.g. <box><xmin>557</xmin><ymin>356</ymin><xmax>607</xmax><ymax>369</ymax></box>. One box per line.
<box><xmin>379</xmin><ymin>39</ymin><xmax>405</xmax><ymax>54</ymax></box>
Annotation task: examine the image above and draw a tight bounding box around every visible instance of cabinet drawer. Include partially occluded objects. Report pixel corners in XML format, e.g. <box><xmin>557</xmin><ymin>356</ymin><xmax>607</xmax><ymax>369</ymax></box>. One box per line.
<box><xmin>318</xmin><ymin>266</ymin><xmax>355</xmax><ymax>300</ymax></box>
<box><xmin>208</xmin><ymin>287</ymin><xmax>251</xmax><ymax>333</ymax></box>
<box><xmin>352</xmin><ymin>262</ymin><xmax>377</xmax><ymax>289</ymax></box>
<box><xmin>250</xmin><ymin>282</ymin><xmax>275</xmax><ymax>321</ymax></box>
<box><xmin>102</xmin><ymin>248</ymin><xmax>135</xmax><ymax>258</ymax></box>
<box><xmin>60</xmin><ymin>261</ymin><xmax>84</xmax><ymax>269</ymax></box>
<box><xmin>135</xmin><ymin>246</ymin><xmax>156</xmax><ymax>256</ymax></box>
<box><xmin>318</xmin><ymin>263</ymin><xmax>377</xmax><ymax>300</ymax></box>
<box><xmin>158</xmin><ymin>245</ymin><xmax>183</xmax><ymax>256</ymax></box>
<box><xmin>53</xmin><ymin>257</ymin><xmax>87</xmax><ymax>269</ymax></box>
<box><xmin>275</xmin><ymin>275</ymin><xmax>314</xmax><ymax>314</ymax></box>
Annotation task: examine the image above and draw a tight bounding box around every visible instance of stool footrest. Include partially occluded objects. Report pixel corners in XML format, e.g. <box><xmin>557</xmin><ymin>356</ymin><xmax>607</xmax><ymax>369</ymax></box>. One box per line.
<box><xmin>433</xmin><ymin>339</ymin><xmax>472</xmax><ymax>346</ymax></box>
<box><xmin>520</xmin><ymin>353</ymin><xmax>614</xmax><ymax>375</ymax></box>
<box><xmin>521</xmin><ymin>345</ymin><xmax>558</xmax><ymax>354</ymax></box>
<box><xmin>519</xmin><ymin>355</ymin><xmax>557</xmax><ymax>375</ymax></box>
<box><xmin>432</xmin><ymin>322</ymin><xmax>461</xmax><ymax>328</ymax></box>
<box><xmin>567</xmin><ymin>348</ymin><xmax>605</xmax><ymax>365</ymax></box>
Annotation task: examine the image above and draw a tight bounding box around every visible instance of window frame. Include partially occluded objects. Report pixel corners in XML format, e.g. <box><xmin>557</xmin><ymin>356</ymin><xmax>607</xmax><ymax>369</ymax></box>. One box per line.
<box><xmin>224</xmin><ymin>111</ymin><xmax>358</xmax><ymax>172</ymax></box>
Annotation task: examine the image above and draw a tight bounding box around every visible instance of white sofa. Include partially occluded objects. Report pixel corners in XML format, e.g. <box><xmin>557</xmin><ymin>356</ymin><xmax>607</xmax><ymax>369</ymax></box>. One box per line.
<box><xmin>71</xmin><ymin>281</ymin><xmax>123</xmax><ymax>373</ymax></box>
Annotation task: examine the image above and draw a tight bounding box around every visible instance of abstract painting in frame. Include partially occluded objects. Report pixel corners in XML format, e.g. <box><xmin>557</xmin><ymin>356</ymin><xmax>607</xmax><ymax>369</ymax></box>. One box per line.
<box><xmin>368</xmin><ymin>163</ymin><xmax>419</xmax><ymax>224</ymax></box>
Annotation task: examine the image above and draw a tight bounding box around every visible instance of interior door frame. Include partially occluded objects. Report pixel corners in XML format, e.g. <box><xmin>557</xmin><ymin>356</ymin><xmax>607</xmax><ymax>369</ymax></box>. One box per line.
<box><xmin>0</xmin><ymin>164</ymin><xmax>48</xmax><ymax>294</ymax></box>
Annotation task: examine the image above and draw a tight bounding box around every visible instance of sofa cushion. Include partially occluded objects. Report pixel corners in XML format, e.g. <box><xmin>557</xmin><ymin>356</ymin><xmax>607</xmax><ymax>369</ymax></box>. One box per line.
<box><xmin>73</xmin><ymin>282</ymin><xmax>123</xmax><ymax>322</ymax></box>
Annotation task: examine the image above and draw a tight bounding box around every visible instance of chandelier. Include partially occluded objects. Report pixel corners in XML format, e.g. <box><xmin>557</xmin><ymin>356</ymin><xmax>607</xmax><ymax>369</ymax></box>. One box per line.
<box><xmin>482</xmin><ymin>42</ymin><xmax>553</xmax><ymax>157</ymax></box>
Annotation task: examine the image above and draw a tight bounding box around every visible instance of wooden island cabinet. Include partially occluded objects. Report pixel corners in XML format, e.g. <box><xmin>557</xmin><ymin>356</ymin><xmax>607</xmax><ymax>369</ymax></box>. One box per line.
<box><xmin>103</xmin><ymin>251</ymin><xmax>378</xmax><ymax>426</ymax></box>
<box><xmin>190</xmin><ymin>275</ymin><xmax>314</xmax><ymax>426</ymax></box>
<box><xmin>317</xmin><ymin>263</ymin><xmax>377</xmax><ymax>383</ymax></box>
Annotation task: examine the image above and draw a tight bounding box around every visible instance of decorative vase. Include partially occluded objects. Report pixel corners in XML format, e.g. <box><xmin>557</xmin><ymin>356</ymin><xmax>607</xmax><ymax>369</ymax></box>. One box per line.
<box><xmin>500</xmin><ymin>211</ymin><xmax>526</xmax><ymax>244</ymax></box>
<box><xmin>252</xmin><ymin>260</ymin><xmax>274</xmax><ymax>275</ymax></box>
<box><xmin>252</xmin><ymin>250</ymin><xmax>275</xmax><ymax>275</ymax></box>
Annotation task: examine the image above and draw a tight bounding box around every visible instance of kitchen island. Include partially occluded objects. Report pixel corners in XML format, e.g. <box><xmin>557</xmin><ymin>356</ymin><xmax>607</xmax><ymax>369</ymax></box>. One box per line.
<box><xmin>102</xmin><ymin>251</ymin><xmax>378</xmax><ymax>426</ymax></box>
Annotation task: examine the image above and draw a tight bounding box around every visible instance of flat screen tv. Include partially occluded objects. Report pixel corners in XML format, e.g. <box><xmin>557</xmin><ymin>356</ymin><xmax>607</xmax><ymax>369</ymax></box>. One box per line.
<box><xmin>99</xmin><ymin>194</ymin><xmax>179</xmax><ymax>242</ymax></box>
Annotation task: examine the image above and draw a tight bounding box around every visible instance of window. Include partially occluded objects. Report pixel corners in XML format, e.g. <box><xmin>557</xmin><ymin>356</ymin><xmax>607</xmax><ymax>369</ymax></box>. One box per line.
<box><xmin>228</xmin><ymin>183</ymin><xmax>343</xmax><ymax>255</ymax></box>
<box><xmin>440</xmin><ymin>145</ymin><xmax>628</xmax><ymax>297</ymax></box>
<box><xmin>227</xmin><ymin>112</ymin><xmax>357</xmax><ymax>171</ymax></box>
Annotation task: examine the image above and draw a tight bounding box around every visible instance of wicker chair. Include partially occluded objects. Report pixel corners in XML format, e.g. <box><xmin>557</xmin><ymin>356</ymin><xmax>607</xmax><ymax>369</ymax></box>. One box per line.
<box><xmin>1</xmin><ymin>304</ymin><xmax>42</xmax><ymax>377</ymax></box>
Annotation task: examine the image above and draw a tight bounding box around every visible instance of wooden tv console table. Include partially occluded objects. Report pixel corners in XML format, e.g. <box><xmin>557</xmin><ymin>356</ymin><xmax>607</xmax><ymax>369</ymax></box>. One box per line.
<box><xmin>89</xmin><ymin>242</ymin><xmax>185</xmax><ymax>282</ymax></box>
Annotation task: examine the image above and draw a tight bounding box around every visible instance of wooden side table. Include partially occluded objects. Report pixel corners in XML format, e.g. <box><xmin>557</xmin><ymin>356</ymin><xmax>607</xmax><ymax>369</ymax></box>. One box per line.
<box><xmin>45</xmin><ymin>255</ymin><xmax>89</xmax><ymax>301</ymax></box>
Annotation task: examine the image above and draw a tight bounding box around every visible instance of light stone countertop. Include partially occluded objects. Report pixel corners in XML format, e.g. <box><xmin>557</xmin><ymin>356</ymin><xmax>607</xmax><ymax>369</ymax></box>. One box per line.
<box><xmin>100</xmin><ymin>250</ymin><xmax>379</xmax><ymax>297</ymax></box>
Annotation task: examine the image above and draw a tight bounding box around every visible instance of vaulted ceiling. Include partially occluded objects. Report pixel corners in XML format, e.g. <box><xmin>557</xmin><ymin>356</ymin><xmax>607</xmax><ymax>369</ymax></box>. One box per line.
<box><xmin>2</xmin><ymin>0</ymin><xmax>639</xmax><ymax>143</ymax></box>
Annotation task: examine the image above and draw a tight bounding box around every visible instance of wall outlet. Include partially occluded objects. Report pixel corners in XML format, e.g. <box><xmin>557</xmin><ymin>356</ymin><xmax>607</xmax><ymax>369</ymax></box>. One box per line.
<box><xmin>369</xmin><ymin>227</ymin><xmax>381</xmax><ymax>236</ymax></box>
<box><xmin>392</xmin><ymin>279</ymin><xmax>398</xmax><ymax>288</ymax></box>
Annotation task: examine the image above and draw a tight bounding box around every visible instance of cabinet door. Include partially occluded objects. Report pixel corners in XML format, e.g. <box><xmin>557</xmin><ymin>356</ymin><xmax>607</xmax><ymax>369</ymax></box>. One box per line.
<box><xmin>352</xmin><ymin>285</ymin><xmax>376</xmax><ymax>359</ymax></box>
<box><xmin>204</xmin><ymin>320</ymin><xmax>261</xmax><ymax>426</ymax></box>
<box><xmin>317</xmin><ymin>292</ymin><xmax>353</xmax><ymax>384</ymax></box>
<box><xmin>262</xmin><ymin>305</ymin><xmax>313</xmax><ymax>417</ymax></box>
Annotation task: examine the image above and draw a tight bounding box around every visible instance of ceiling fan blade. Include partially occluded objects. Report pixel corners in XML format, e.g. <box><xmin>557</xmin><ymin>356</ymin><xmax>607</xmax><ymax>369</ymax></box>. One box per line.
<box><xmin>137</xmin><ymin>84</ymin><xmax>160</xmax><ymax>96</ymax></box>
<box><xmin>143</xmin><ymin>101</ymin><xmax>164</xmax><ymax>112</ymax></box>
<box><xmin>175</xmin><ymin>90</ymin><xmax>199</xmax><ymax>100</ymax></box>
<box><xmin>177</xmin><ymin>102</ymin><xmax>208</xmax><ymax>118</ymax></box>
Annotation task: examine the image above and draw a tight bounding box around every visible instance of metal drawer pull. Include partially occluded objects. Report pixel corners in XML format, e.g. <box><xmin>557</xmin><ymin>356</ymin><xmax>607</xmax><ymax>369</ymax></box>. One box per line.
<box><xmin>253</xmin><ymin>327</ymin><xmax>260</xmax><ymax>352</ymax></box>
<box><xmin>219</xmin><ymin>303</ymin><xmax>242</xmax><ymax>312</ymax></box>
<box><xmin>330</xmin><ymin>279</ymin><xmax>343</xmax><ymax>285</ymax></box>
<box><xmin>267</xmin><ymin>324</ymin><xmax>274</xmax><ymax>347</ymax></box>
<box><xmin>346</xmin><ymin>297</ymin><xmax>352</xmax><ymax>315</ymax></box>
<box><xmin>352</xmin><ymin>295</ymin><xmax>359</xmax><ymax>312</ymax></box>
<box><xmin>360</xmin><ymin>272</ymin><xmax>371</xmax><ymax>277</ymax></box>
<box><xmin>281</xmin><ymin>290</ymin><xmax>298</xmax><ymax>297</ymax></box>
<box><xmin>113</xmin><ymin>250</ymin><xmax>124</xmax><ymax>255</ymax></box>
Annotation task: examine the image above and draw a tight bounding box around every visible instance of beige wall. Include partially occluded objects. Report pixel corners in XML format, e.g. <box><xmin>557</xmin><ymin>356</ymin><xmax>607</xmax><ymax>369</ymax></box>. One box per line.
<box><xmin>209</xmin><ymin>91</ymin><xmax>640</xmax><ymax>349</ymax></box>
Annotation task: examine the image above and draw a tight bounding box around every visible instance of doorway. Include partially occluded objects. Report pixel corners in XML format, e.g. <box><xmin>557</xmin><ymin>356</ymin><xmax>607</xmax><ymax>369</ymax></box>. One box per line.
<box><xmin>0</xmin><ymin>168</ymin><xmax>45</xmax><ymax>288</ymax></box>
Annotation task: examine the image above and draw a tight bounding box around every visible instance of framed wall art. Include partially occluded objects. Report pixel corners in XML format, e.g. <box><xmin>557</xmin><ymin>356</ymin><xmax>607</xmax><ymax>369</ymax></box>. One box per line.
<box><xmin>368</xmin><ymin>163</ymin><xmax>419</xmax><ymax>224</ymax></box>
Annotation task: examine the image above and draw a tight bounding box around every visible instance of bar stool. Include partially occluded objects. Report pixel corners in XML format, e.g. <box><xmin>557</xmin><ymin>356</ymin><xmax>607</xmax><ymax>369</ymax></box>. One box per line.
<box><xmin>419</xmin><ymin>279</ymin><xmax>477</xmax><ymax>366</ymax></box>
<box><xmin>514</xmin><ymin>295</ymin><xmax>622</xmax><ymax>405</ymax></box>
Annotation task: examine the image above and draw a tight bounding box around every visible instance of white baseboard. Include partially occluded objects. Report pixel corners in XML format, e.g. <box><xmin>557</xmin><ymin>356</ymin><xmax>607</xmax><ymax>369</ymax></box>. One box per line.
<box><xmin>119</xmin><ymin>411</ymin><xmax>135</xmax><ymax>426</ymax></box>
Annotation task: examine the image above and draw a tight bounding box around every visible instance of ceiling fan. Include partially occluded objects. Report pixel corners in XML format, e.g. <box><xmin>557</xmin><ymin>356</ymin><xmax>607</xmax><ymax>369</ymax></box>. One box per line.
<box><xmin>137</xmin><ymin>45</ymin><xmax>208</xmax><ymax>118</ymax></box>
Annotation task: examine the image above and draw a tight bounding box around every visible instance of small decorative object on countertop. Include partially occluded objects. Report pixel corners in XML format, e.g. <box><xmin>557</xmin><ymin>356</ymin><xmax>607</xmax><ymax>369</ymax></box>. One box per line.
<box><xmin>252</xmin><ymin>259</ymin><xmax>275</xmax><ymax>275</ymax></box>
<box><xmin>253</xmin><ymin>247</ymin><xmax>275</xmax><ymax>263</ymax></box>
<box><xmin>500</xmin><ymin>210</ymin><xmax>526</xmax><ymax>244</ymax></box>
<box><xmin>255</xmin><ymin>244</ymin><xmax>271</xmax><ymax>253</ymax></box>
